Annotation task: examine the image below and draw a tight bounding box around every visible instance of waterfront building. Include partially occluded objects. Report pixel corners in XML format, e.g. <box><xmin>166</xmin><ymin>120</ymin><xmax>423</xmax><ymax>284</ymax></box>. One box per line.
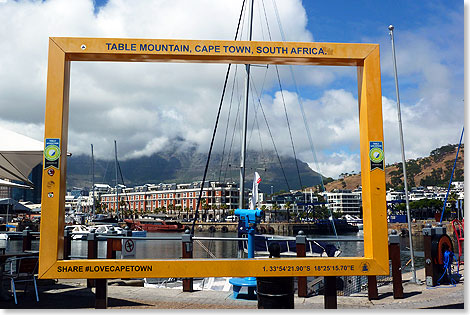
<box><xmin>452</xmin><ymin>181</ymin><xmax>464</xmax><ymax>191</ymax></box>
<box><xmin>65</xmin><ymin>191</ymin><xmax>93</xmax><ymax>213</ymax></box>
<box><xmin>0</xmin><ymin>180</ymin><xmax>10</xmax><ymax>199</ymax></box>
<box><xmin>77</xmin><ymin>180</ymin><xmax>465</xmax><ymax>222</ymax></box>
<box><xmin>93</xmin><ymin>183</ymin><xmax>112</xmax><ymax>196</ymax></box>
<box><xmin>100</xmin><ymin>181</ymin><xmax>242</xmax><ymax>221</ymax></box>
<box><xmin>322</xmin><ymin>189</ymin><xmax>362</xmax><ymax>216</ymax></box>
<box><xmin>11</xmin><ymin>164</ymin><xmax>42</xmax><ymax>204</ymax></box>
<box><xmin>386</xmin><ymin>189</ymin><xmax>405</xmax><ymax>202</ymax></box>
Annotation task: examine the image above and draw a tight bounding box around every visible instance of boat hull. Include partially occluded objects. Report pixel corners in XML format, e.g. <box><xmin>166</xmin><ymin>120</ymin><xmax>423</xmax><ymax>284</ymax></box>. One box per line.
<box><xmin>125</xmin><ymin>219</ymin><xmax>187</xmax><ymax>232</ymax></box>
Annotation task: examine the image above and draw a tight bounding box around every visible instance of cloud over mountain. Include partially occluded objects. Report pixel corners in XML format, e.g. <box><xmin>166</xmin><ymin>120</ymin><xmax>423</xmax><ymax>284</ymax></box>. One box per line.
<box><xmin>0</xmin><ymin>0</ymin><xmax>463</xmax><ymax>179</ymax></box>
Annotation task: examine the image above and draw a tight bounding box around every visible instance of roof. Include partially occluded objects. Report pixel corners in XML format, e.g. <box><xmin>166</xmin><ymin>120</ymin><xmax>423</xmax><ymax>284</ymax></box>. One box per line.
<box><xmin>0</xmin><ymin>127</ymin><xmax>43</xmax><ymax>185</ymax></box>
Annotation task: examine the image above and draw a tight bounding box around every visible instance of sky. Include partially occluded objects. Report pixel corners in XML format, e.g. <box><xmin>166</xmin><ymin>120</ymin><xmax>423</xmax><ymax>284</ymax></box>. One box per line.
<box><xmin>0</xmin><ymin>0</ymin><xmax>464</xmax><ymax>180</ymax></box>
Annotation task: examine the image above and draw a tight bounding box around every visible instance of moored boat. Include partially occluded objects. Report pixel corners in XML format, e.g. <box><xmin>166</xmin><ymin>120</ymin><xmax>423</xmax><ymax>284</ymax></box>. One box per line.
<box><xmin>239</xmin><ymin>233</ymin><xmax>341</xmax><ymax>257</ymax></box>
<box><xmin>341</xmin><ymin>214</ymin><xmax>363</xmax><ymax>230</ymax></box>
<box><xmin>67</xmin><ymin>223</ymin><xmax>147</xmax><ymax>239</ymax></box>
<box><xmin>292</xmin><ymin>218</ymin><xmax>359</xmax><ymax>235</ymax></box>
<box><xmin>94</xmin><ymin>224</ymin><xmax>147</xmax><ymax>237</ymax></box>
<box><xmin>67</xmin><ymin>224</ymin><xmax>91</xmax><ymax>240</ymax></box>
<box><xmin>124</xmin><ymin>218</ymin><xmax>187</xmax><ymax>232</ymax></box>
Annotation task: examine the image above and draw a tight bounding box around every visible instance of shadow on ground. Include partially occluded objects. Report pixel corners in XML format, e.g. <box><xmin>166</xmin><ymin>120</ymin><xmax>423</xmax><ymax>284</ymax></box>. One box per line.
<box><xmin>0</xmin><ymin>284</ymin><xmax>152</xmax><ymax>309</ymax></box>
<box><xmin>421</xmin><ymin>303</ymin><xmax>464</xmax><ymax>309</ymax></box>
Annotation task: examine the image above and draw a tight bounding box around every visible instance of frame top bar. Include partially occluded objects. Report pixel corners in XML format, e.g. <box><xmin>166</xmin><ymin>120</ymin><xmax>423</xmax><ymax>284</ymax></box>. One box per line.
<box><xmin>51</xmin><ymin>37</ymin><xmax>377</xmax><ymax>66</ymax></box>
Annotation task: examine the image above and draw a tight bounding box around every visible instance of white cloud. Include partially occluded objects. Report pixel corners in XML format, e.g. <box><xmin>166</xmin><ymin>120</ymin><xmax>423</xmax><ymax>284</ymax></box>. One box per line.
<box><xmin>125</xmin><ymin>137</ymin><xmax>169</xmax><ymax>160</ymax></box>
<box><xmin>0</xmin><ymin>0</ymin><xmax>315</xmax><ymax>160</ymax></box>
<box><xmin>314</xmin><ymin>152</ymin><xmax>360</xmax><ymax>179</ymax></box>
<box><xmin>0</xmin><ymin>0</ymin><xmax>463</xmax><ymax>180</ymax></box>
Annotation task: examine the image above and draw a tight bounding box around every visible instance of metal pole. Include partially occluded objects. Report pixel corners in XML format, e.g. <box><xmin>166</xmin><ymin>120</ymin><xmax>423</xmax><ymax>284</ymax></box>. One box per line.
<box><xmin>239</xmin><ymin>0</ymin><xmax>254</xmax><ymax>209</ymax></box>
<box><xmin>246</xmin><ymin>224</ymin><xmax>256</xmax><ymax>282</ymax></box>
<box><xmin>114</xmin><ymin>140</ymin><xmax>119</xmax><ymax>220</ymax></box>
<box><xmin>388</xmin><ymin>25</ymin><xmax>417</xmax><ymax>283</ymax></box>
<box><xmin>440</xmin><ymin>126</ymin><xmax>464</xmax><ymax>223</ymax></box>
<box><xmin>91</xmin><ymin>144</ymin><xmax>95</xmax><ymax>217</ymax></box>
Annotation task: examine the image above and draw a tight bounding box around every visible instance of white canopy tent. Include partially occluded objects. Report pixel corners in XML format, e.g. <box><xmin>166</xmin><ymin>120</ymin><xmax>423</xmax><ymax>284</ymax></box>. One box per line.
<box><xmin>0</xmin><ymin>179</ymin><xmax>32</xmax><ymax>189</ymax></box>
<box><xmin>0</xmin><ymin>127</ymin><xmax>43</xmax><ymax>187</ymax></box>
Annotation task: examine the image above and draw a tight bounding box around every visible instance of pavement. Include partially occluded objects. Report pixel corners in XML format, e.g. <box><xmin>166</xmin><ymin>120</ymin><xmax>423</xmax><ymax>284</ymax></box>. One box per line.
<box><xmin>0</xmin><ymin>266</ymin><xmax>464</xmax><ymax>309</ymax></box>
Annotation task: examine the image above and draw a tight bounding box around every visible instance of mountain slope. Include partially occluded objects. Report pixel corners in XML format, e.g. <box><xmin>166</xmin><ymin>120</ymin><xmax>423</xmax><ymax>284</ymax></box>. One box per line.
<box><xmin>324</xmin><ymin>144</ymin><xmax>464</xmax><ymax>191</ymax></box>
<box><xmin>66</xmin><ymin>147</ymin><xmax>325</xmax><ymax>193</ymax></box>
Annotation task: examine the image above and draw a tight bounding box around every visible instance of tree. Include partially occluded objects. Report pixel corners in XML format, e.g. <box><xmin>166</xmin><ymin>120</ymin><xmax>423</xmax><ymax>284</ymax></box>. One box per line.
<box><xmin>119</xmin><ymin>199</ymin><xmax>127</xmax><ymax>217</ymax></box>
<box><xmin>167</xmin><ymin>203</ymin><xmax>175</xmax><ymax>215</ymax></box>
<box><xmin>314</xmin><ymin>206</ymin><xmax>330</xmax><ymax>220</ymax></box>
<box><xmin>122</xmin><ymin>208</ymin><xmax>132</xmax><ymax>218</ymax></box>
<box><xmin>446</xmin><ymin>192</ymin><xmax>459</xmax><ymax>219</ymax></box>
<box><xmin>396</xmin><ymin>198</ymin><xmax>443</xmax><ymax>219</ymax></box>
<box><xmin>175</xmin><ymin>205</ymin><xmax>182</xmax><ymax>219</ymax></box>
<box><xmin>284</xmin><ymin>202</ymin><xmax>292</xmax><ymax>223</ymax></box>
<box><xmin>220</xmin><ymin>204</ymin><xmax>228</xmax><ymax>220</ymax></box>
<box><xmin>332</xmin><ymin>209</ymin><xmax>342</xmax><ymax>219</ymax></box>
<box><xmin>201</xmin><ymin>200</ymin><xmax>210</xmax><ymax>221</ymax></box>
<box><xmin>94</xmin><ymin>199</ymin><xmax>106</xmax><ymax>215</ymax></box>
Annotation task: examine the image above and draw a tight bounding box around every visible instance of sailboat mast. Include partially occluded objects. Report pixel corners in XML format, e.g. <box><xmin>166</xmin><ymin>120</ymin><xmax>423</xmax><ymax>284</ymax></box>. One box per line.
<box><xmin>239</xmin><ymin>0</ymin><xmax>254</xmax><ymax>209</ymax></box>
<box><xmin>389</xmin><ymin>25</ymin><xmax>417</xmax><ymax>284</ymax></box>
<box><xmin>91</xmin><ymin>144</ymin><xmax>95</xmax><ymax>217</ymax></box>
<box><xmin>114</xmin><ymin>140</ymin><xmax>119</xmax><ymax>220</ymax></box>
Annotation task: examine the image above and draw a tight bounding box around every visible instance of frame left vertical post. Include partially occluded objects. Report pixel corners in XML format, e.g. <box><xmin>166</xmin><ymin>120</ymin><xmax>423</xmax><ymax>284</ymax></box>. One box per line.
<box><xmin>39</xmin><ymin>38</ymin><xmax>70</xmax><ymax>277</ymax></box>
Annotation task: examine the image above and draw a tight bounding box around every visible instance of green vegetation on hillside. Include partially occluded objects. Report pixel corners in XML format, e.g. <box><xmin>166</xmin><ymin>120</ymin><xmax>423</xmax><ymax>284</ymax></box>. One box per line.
<box><xmin>387</xmin><ymin>144</ymin><xmax>464</xmax><ymax>189</ymax></box>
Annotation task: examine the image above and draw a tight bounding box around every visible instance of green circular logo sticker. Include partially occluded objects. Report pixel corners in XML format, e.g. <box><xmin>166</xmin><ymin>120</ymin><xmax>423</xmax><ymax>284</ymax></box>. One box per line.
<box><xmin>369</xmin><ymin>147</ymin><xmax>384</xmax><ymax>163</ymax></box>
<box><xmin>45</xmin><ymin>145</ymin><xmax>61</xmax><ymax>161</ymax></box>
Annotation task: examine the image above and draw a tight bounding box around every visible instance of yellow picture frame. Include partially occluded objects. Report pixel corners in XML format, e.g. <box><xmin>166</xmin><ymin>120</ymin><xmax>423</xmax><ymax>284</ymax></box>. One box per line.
<box><xmin>39</xmin><ymin>37</ymin><xmax>388</xmax><ymax>279</ymax></box>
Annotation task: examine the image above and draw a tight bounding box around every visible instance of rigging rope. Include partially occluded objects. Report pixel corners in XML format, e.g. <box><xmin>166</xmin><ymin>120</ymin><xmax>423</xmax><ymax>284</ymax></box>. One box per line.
<box><xmin>190</xmin><ymin>0</ymin><xmax>247</xmax><ymax>235</ymax></box>
<box><xmin>249</xmin><ymin>80</ymin><xmax>291</xmax><ymax>191</ymax></box>
<box><xmin>218</xmin><ymin>64</ymin><xmax>239</xmax><ymax>182</ymax></box>
<box><xmin>269</xmin><ymin>0</ymin><xmax>324</xmax><ymax>190</ymax></box>
<box><xmin>261</xmin><ymin>0</ymin><xmax>304</xmax><ymax>192</ymax></box>
<box><xmin>101</xmin><ymin>146</ymin><xmax>114</xmax><ymax>185</ymax></box>
<box><xmin>222</xmin><ymin>83</ymin><xmax>243</xmax><ymax>183</ymax></box>
<box><xmin>116</xmin><ymin>158</ymin><xmax>134</xmax><ymax>219</ymax></box>
<box><xmin>437</xmin><ymin>250</ymin><xmax>456</xmax><ymax>286</ymax></box>
<box><xmin>246</xmin><ymin>78</ymin><xmax>267</xmax><ymax>171</ymax></box>
<box><xmin>269</xmin><ymin>0</ymin><xmax>339</xmax><ymax>241</ymax></box>
<box><xmin>195</xmin><ymin>239</ymin><xmax>217</xmax><ymax>259</ymax></box>
<box><xmin>246</xmin><ymin>59</ymin><xmax>270</xmax><ymax>174</ymax></box>
<box><xmin>274</xmin><ymin>64</ymin><xmax>303</xmax><ymax>191</ymax></box>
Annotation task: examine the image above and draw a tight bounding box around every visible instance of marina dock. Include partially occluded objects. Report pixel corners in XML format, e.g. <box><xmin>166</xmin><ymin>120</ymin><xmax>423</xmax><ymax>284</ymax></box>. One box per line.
<box><xmin>0</xmin><ymin>267</ymin><xmax>463</xmax><ymax>309</ymax></box>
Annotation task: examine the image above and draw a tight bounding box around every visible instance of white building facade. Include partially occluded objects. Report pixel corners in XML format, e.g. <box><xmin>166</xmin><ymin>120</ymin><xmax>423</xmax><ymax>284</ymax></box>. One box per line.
<box><xmin>322</xmin><ymin>189</ymin><xmax>362</xmax><ymax>216</ymax></box>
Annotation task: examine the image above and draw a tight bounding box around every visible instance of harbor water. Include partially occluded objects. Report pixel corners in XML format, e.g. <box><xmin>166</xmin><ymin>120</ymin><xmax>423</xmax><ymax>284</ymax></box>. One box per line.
<box><xmin>6</xmin><ymin>229</ymin><xmax>425</xmax><ymax>270</ymax></box>
<box><xmin>4</xmin><ymin>229</ymin><xmax>428</xmax><ymax>295</ymax></box>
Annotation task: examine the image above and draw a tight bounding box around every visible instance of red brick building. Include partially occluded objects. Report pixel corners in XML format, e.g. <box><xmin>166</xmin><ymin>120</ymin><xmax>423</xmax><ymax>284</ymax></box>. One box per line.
<box><xmin>100</xmin><ymin>181</ymin><xmax>242</xmax><ymax>220</ymax></box>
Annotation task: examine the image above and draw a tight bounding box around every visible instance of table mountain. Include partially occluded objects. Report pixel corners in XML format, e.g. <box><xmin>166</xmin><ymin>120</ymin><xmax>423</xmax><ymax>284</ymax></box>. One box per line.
<box><xmin>66</xmin><ymin>147</ymin><xmax>326</xmax><ymax>193</ymax></box>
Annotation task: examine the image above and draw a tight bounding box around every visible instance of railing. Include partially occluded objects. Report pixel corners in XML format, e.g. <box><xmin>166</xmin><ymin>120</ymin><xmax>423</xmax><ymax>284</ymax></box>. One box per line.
<box><xmin>4</xmin><ymin>227</ymin><xmax>403</xmax><ymax>309</ymax></box>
